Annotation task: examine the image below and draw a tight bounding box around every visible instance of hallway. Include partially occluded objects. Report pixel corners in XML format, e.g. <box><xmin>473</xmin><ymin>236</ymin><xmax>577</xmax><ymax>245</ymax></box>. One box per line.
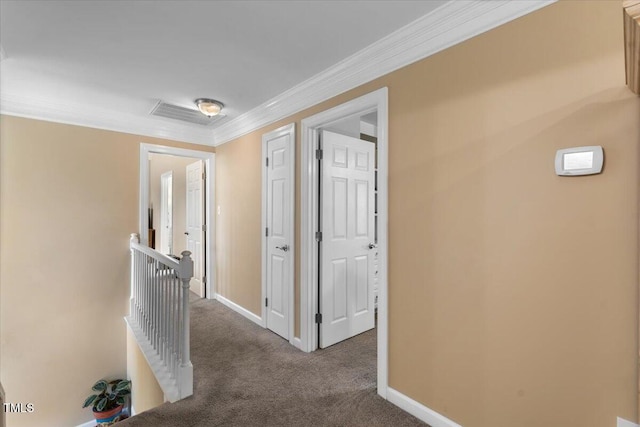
<box><xmin>121</xmin><ymin>299</ymin><xmax>426</xmax><ymax>426</ymax></box>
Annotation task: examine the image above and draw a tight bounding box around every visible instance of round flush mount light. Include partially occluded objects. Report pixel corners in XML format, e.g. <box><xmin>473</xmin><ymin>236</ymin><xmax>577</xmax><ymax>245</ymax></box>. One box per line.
<box><xmin>195</xmin><ymin>98</ymin><xmax>224</xmax><ymax>117</ymax></box>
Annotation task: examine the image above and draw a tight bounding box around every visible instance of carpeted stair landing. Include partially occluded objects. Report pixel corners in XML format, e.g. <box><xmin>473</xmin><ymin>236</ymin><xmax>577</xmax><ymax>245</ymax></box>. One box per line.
<box><xmin>121</xmin><ymin>299</ymin><xmax>427</xmax><ymax>426</ymax></box>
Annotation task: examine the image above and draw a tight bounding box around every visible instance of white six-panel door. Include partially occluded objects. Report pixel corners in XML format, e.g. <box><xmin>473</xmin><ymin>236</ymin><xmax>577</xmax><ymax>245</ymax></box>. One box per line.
<box><xmin>186</xmin><ymin>160</ymin><xmax>204</xmax><ymax>297</ymax></box>
<box><xmin>320</xmin><ymin>130</ymin><xmax>375</xmax><ymax>348</ymax></box>
<box><xmin>265</xmin><ymin>133</ymin><xmax>292</xmax><ymax>340</ymax></box>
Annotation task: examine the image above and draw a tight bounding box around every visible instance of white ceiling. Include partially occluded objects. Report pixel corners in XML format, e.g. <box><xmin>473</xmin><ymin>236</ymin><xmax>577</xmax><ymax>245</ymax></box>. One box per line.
<box><xmin>0</xmin><ymin>0</ymin><xmax>554</xmax><ymax>146</ymax></box>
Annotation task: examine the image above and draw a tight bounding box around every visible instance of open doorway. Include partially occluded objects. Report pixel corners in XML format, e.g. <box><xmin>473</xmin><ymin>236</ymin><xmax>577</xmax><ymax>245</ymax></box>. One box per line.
<box><xmin>140</xmin><ymin>144</ymin><xmax>215</xmax><ymax>300</ymax></box>
<box><xmin>317</xmin><ymin>119</ymin><xmax>378</xmax><ymax>348</ymax></box>
<box><xmin>149</xmin><ymin>154</ymin><xmax>206</xmax><ymax>297</ymax></box>
<box><xmin>300</xmin><ymin>88</ymin><xmax>389</xmax><ymax>398</ymax></box>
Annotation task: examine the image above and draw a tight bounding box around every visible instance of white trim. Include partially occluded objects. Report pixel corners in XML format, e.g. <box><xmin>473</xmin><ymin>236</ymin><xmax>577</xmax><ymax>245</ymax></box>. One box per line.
<box><xmin>140</xmin><ymin>144</ymin><xmax>216</xmax><ymax>300</ymax></box>
<box><xmin>215</xmin><ymin>294</ymin><xmax>265</xmax><ymax>327</ymax></box>
<box><xmin>300</xmin><ymin>87</ymin><xmax>389</xmax><ymax>399</ymax></box>
<box><xmin>360</xmin><ymin>121</ymin><xmax>377</xmax><ymax>138</ymax></box>
<box><xmin>387</xmin><ymin>388</ymin><xmax>463</xmax><ymax>427</ymax></box>
<box><xmin>124</xmin><ymin>317</ymin><xmax>183</xmax><ymax>402</ymax></box>
<box><xmin>0</xmin><ymin>2</ymin><xmax>553</xmax><ymax>148</ymax></box>
<box><xmin>292</xmin><ymin>337</ymin><xmax>302</xmax><ymax>350</ymax></box>
<box><xmin>210</xmin><ymin>0</ymin><xmax>554</xmax><ymax>146</ymax></box>
<box><xmin>0</xmin><ymin>92</ymin><xmax>214</xmax><ymax>146</ymax></box>
<box><xmin>261</xmin><ymin>123</ymin><xmax>296</xmax><ymax>345</ymax></box>
<box><xmin>618</xmin><ymin>417</ymin><xmax>640</xmax><ymax>427</ymax></box>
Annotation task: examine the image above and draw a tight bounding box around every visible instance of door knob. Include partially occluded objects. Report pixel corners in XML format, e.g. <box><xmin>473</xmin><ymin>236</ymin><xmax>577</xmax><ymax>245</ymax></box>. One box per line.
<box><xmin>368</xmin><ymin>243</ymin><xmax>377</xmax><ymax>249</ymax></box>
<box><xmin>185</xmin><ymin>232</ymin><xmax>189</xmax><ymax>235</ymax></box>
<box><xmin>276</xmin><ymin>244</ymin><xmax>290</xmax><ymax>252</ymax></box>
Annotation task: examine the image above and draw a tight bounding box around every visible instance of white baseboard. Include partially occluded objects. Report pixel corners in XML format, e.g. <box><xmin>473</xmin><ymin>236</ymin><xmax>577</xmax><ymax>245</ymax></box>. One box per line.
<box><xmin>215</xmin><ymin>294</ymin><xmax>264</xmax><ymax>327</ymax></box>
<box><xmin>618</xmin><ymin>417</ymin><xmax>640</xmax><ymax>427</ymax></box>
<box><xmin>291</xmin><ymin>337</ymin><xmax>302</xmax><ymax>350</ymax></box>
<box><xmin>387</xmin><ymin>387</ymin><xmax>462</xmax><ymax>427</ymax></box>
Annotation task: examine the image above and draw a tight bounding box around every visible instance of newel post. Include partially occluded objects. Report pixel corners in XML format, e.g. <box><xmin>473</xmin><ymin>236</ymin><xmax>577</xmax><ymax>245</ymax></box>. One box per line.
<box><xmin>130</xmin><ymin>233</ymin><xmax>140</xmax><ymax>321</ymax></box>
<box><xmin>177</xmin><ymin>250</ymin><xmax>194</xmax><ymax>396</ymax></box>
<box><xmin>178</xmin><ymin>251</ymin><xmax>193</xmax><ymax>365</ymax></box>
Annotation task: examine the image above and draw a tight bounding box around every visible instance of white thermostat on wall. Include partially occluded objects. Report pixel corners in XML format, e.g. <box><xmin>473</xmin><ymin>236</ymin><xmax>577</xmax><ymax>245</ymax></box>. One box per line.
<box><xmin>555</xmin><ymin>146</ymin><xmax>604</xmax><ymax>176</ymax></box>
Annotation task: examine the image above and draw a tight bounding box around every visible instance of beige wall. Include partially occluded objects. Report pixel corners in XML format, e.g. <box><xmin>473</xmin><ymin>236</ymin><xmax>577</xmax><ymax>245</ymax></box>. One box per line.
<box><xmin>215</xmin><ymin>135</ymin><xmax>263</xmax><ymax>314</ymax></box>
<box><xmin>149</xmin><ymin>153</ymin><xmax>197</xmax><ymax>256</ymax></box>
<box><xmin>215</xmin><ymin>1</ymin><xmax>639</xmax><ymax>425</ymax></box>
<box><xmin>0</xmin><ymin>116</ymin><xmax>214</xmax><ymax>426</ymax></box>
<box><xmin>0</xmin><ymin>2</ymin><xmax>636</xmax><ymax>426</ymax></box>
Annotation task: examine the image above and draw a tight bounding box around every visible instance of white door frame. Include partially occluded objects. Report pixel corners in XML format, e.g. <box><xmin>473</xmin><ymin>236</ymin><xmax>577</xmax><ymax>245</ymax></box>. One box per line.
<box><xmin>300</xmin><ymin>87</ymin><xmax>389</xmax><ymax>398</ymax></box>
<box><xmin>140</xmin><ymin>143</ymin><xmax>216</xmax><ymax>299</ymax></box>
<box><xmin>261</xmin><ymin>123</ymin><xmax>296</xmax><ymax>344</ymax></box>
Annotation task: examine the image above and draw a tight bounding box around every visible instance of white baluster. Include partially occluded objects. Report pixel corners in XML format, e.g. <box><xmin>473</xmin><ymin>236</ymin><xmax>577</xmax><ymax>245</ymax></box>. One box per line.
<box><xmin>175</xmin><ymin>275</ymin><xmax>179</xmax><ymax>378</ymax></box>
<box><xmin>155</xmin><ymin>259</ymin><xmax>160</xmax><ymax>351</ymax></box>
<box><xmin>163</xmin><ymin>269</ymin><xmax>168</xmax><ymax>365</ymax></box>
<box><xmin>141</xmin><ymin>253</ymin><xmax>146</xmax><ymax>333</ymax></box>
<box><xmin>127</xmin><ymin>237</ymin><xmax>193</xmax><ymax>400</ymax></box>
<box><xmin>142</xmin><ymin>253</ymin><xmax>146</xmax><ymax>330</ymax></box>
<box><xmin>134</xmin><ymin>250</ymin><xmax>138</xmax><ymax>325</ymax></box>
<box><xmin>143</xmin><ymin>254</ymin><xmax>147</xmax><ymax>335</ymax></box>
<box><xmin>169</xmin><ymin>275</ymin><xmax>174</xmax><ymax>377</ymax></box>
<box><xmin>152</xmin><ymin>258</ymin><xmax>156</xmax><ymax>351</ymax></box>
<box><xmin>138</xmin><ymin>253</ymin><xmax>142</xmax><ymax>325</ymax></box>
<box><xmin>175</xmin><ymin>272</ymin><xmax>182</xmax><ymax>381</ymax></box>
<box><xmin>161</xmin><ymin>269</ymin><xmax>166</xmax><ymax>365</ymax></box>
<box><xmin>153</xmin><ymin>259</ymin><xmax>159</xmax><ymax>351</ymax></box>
<box><xmin>173</xmin><ymin>274</ymin><xmax>178</xmax><ymax>378</ymax></box>
<box><xmin>141</xmin><ymin>253</ymin><xmax>145</xmax><ymax>333</ymax></box>
<box><xmin>137</xmin><ymin>251</ymin><xmax>142</xmax><ymax>325</ymax></box>
<box><xmin>146</xmin><ymin>254</ymin><xmax>151</xmax><ymax>337</ymax></box>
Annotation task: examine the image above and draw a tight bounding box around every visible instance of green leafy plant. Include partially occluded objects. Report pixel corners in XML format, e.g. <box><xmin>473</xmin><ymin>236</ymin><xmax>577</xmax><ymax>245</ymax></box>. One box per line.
<box><xmin>82</xmin><ymin>379</ymin><xmax>131</xmax><ymax>412</ymax></box>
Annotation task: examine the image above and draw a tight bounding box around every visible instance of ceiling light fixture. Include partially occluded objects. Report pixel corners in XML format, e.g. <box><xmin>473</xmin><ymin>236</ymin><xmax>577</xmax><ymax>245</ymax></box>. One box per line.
<box><xmin>195</xmin><ymin>98</ymin><xmax>224</xmax><ymax>117</ymax></box>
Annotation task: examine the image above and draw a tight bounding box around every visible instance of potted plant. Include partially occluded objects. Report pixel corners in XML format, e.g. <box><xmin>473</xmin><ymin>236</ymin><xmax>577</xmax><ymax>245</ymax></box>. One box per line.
<box><xmin>82</xmin><ymin>379</ymin><xmax>131</xmax><ymax>424</ymax></box>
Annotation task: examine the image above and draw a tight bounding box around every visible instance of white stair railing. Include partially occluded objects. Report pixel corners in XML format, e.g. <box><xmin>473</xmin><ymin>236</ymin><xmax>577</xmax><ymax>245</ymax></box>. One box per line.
<box><xmin>125</xmin><ymin>233</ymin><xmax>193</xmax><ymax>402</ymax></box>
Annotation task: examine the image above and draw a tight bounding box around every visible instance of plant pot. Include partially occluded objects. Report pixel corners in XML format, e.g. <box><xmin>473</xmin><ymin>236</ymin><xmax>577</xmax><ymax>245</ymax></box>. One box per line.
<box><xmin>93</xmin><ymin>405</ymin><xmax>123</xmax><ymax>424</ymax></box>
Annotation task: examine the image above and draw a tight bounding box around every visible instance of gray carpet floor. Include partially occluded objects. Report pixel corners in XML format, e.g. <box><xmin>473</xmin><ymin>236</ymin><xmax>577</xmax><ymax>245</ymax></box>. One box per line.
<box><xmin>121</xmin><ymin>298</ymin><xmax>427</xmax><ymax>426</ymax></box>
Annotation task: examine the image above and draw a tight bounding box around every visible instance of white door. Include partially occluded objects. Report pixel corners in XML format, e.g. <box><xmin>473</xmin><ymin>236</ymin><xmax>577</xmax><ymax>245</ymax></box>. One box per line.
<box><xmin>186</xmin><ymin>160</ymin><xmax>204</xmax><ymax>297</ymax></box>
<box><xmin>265</xmin><ymin>132</ymin><xmax>293</xmax><ymax>340</ymax></box>
<box><xmin>320</xmin><ymin>130</ymin><xmax>375</xmax><ymax>348</ymax></box>
<box><xmin>159</xmin><ymin>171</ymin><xmax>173</xmax><ymax>255</ymax></box>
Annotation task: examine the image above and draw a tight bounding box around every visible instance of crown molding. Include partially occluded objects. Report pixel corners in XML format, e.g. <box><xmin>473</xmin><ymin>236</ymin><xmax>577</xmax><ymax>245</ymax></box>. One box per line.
<box><xmin>0</xmin><ymin>92</ymin><xmax>214</xmax><ymax>145</ymax></box>
<box><xmin>211</xmin><ymin>0</ymin><xmax>555</xmax><ymax>146</ymax></box>
<box><xmin>0</xmin><ymin>1</ymin><xmax>554</xmax><ymax>147</ymax></box>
